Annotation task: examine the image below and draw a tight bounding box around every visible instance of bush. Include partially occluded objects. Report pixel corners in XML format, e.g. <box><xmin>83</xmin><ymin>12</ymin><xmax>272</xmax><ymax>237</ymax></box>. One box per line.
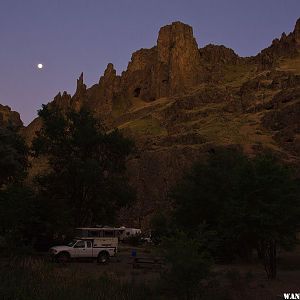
<box><xmin>160</xmin><ymin>231</ymin><xmax>212</xmax><ymax>299</ymax></box>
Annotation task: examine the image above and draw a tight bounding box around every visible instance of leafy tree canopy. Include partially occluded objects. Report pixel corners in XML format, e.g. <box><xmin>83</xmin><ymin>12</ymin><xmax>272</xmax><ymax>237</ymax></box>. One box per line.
<box><xmin>32</xmin><ymin>105</ymin><xmax>135</xmax><ymax>232</ymax></box>
<box><xmin>0</xmin><ymin>126</ymin><xmax>28</xmax><ymax>187</ymax></box>
<box><xmin>0</xmin><ymin>185</ymin><xmax>39</xmax><ymax>247</ymax></box>
<box><xmin>172</xmin><ymin>148</ymin><xmax>300</xmax><ymax>278</ymax></box>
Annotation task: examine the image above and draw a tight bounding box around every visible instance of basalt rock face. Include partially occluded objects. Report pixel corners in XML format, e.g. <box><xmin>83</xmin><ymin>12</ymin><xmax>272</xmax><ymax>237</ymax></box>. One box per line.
<box><xmin>26</xmin><ymin>21</ymin><xmax>205</xmax><ymax>128</ymax></box>
<box><xmin>122</xmin><ymin>47</ymin><xmax>158</xmax><ymax>101</ymax></box>
<box><xmin>0</xmin><ymin>104</ymin><xmax>23</xmax><ymax>128</ymax></box>
<box><xmin>85</xmin><ymin>63</ymin><xmax>122</xmax><ymax>119</ymax></box>
<box><xmin>262</xmin><ymin>87</ymin><xmax>300</xmax><ymax>155</ymax></box>
<box><xmin>52</xmin><ymin>91</ymin><xmax>72</xmax><ymax>110</ymax></box>
<box><xmin>294</xmin><ymin>18</ymin><xmax>300</xmax><ymax>47</ymax></box>
<box><xmin>125</xmin><ymin>23</ymin><xmax>201</xmax><ymax>98</ymax></box>
<box><xmin>199</xmin><ymin>44</ymin><xmax>240</xmax><ymax>65</ymax></box>
<box><xmin>257</xmin><ymin>18</ymin><xmax>300</xmax><ymax>70</ymax></box>
<box><xmin>116</xmin><ymin>21</ymin><xmax>203</xmax><ymax>102</ymax></box>
<box><xmin>23</xmin><ymin>19</ymin><xmax>300</xmax><ymax>226</ymax></box>
<box><xmin>63</xmin><ymin>21</ymin><xmax>248</xmax><ymax>121</ymax></box>
<box><xmin>156</xmin><ymin>22</ymin><xmax>203</xmax><ymax>96</ymax></box>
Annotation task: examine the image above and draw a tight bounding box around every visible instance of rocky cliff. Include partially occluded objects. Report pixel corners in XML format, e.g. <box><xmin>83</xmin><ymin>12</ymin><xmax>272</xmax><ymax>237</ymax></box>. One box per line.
<box><xmin>21</xmin><ymin>19</ymin><xmax>300</xmax><ymax>225</ymax></box>
<box><xmin>0</xmin><ymin>104</ymin><xmax>23</xmax><ymax>128</ymax></box>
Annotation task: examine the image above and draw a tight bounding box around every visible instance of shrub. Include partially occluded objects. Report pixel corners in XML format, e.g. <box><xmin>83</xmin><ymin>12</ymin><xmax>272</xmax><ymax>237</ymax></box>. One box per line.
<box><xmin>160</xmin><ymin>231</ymin><xmax>212</xmax><ymax>299</ymax></box>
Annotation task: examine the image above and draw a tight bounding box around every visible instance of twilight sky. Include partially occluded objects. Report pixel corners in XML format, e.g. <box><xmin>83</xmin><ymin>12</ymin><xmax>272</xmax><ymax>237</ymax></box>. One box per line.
<box><xmin>0</xmin><ymin>0</ymin><xmax>299</xmax><ymax>125</ymax></box>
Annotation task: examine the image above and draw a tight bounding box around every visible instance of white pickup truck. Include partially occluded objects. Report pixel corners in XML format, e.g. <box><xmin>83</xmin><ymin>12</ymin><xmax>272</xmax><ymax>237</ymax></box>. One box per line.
<box><xmin>49</xmin><ymin>238</ymin><xmax>118</xmax><ymax>263</ymax></box>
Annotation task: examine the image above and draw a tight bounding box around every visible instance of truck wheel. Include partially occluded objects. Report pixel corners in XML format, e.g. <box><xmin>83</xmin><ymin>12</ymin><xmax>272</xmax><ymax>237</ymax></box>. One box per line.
<box><xmin>97</xmin><ymin>251</ymin><xmax>109</xmax><ymax>264</ymax></box>
<box><xmin>56</xmin><ymin>252</ymin><xmax>70</xmax><ymax>263</ymax></box>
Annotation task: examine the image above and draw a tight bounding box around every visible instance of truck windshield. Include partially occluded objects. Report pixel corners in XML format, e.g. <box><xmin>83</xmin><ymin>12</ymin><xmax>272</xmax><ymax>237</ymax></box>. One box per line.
<box><xmin>66</xmin><ymin>240</ymin><xmax>77</xmax><ymax>247</ymax></box>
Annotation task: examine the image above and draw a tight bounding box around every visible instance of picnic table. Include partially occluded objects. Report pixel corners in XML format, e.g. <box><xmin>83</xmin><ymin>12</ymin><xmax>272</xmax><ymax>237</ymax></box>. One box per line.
<box><xmin>132</xmin><ymin>256</ymin><xmax>166</xmax><ymax>269</ymax></box>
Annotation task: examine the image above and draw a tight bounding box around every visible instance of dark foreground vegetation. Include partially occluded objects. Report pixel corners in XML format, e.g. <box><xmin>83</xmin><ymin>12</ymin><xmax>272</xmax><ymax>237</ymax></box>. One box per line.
<box><xmin>0</xmin><ymin>106</ymin><xmax>135</xmax><ymax>250</ymax></box>
<box><xmin>1</xmin><ymin>250</ymin><xmax>300</xmax><ymax>300</ymax></box>
<box><xmin>170</xmin><ymin>149</ymin><xmax>300</xmax><ymax>280</ymax></box>
<box><xmin>1</xmin><ymin>105</ymin><xmax>300</xmax><ymax>299</ymax></box>
<box><xmin>0</xmin><ymin>257</ymin><xmax>152</xmax><ymax>300</ymax></box>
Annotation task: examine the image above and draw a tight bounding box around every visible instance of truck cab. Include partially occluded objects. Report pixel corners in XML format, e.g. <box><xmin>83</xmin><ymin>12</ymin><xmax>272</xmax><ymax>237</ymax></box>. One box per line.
<box><xmin>50</xmin><ymin>237</ymin><xmax>117</xmax><ymax>263</ymax></box>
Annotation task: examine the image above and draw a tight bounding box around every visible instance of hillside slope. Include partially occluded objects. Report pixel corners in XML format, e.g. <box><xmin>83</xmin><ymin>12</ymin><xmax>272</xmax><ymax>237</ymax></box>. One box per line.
<box><xmin>20</xmin><ymin>19</ymin><xmax>300</xmax><ymax>224</ymax></box>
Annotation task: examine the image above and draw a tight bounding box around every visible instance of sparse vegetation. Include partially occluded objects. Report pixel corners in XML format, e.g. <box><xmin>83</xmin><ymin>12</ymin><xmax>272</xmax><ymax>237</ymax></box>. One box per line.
<box><xmin>121</xmin><ymin>117</ymin><xmax>167</xmax><ymax>136</ymax></box>
<box><xmin>0</xmin><ymin>257</ymin><xmax>153</xmax><ymax>300</ymax></box>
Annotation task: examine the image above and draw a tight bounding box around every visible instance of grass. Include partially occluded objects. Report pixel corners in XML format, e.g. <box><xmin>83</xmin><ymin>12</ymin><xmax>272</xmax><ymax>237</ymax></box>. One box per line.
<box><xmin>112</xmin><ymin>95</ymin><xmax>130</xmax><ymax>118</ymax></box>
<box><xmin>222</xmin><ymin>63</ymin><xmax>257</xmax><ymax>87</ymax></box>
<box><xmin>195</xmin><ymin>113</ymin><xmax>250</xmax><ymax>145</ymax></box>
<box><xmin>1</xmin><ymin>253</ymin><xmax>299</xmax><ymax>300</ymax></box>
<box><xmin>0</xmin><ymin>257</ymin><xmax>154</xmax><ymax>300</ymax></box>
<box><xmin>188</xmin><ymin>110</ymin><xmax>279</xmax><ymax>152</ymax></box>
<box><xmin>120</xmin><ymin>117</ymin><xmax>167</xmax><ymax>136</ymax></box>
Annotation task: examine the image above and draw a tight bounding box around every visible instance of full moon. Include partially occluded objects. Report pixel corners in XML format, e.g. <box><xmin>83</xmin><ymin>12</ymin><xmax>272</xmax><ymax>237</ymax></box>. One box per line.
<box><xmin>37</xmin><ymin>63</ymin><xmax>43</xmax><ymax>69</ymax></box>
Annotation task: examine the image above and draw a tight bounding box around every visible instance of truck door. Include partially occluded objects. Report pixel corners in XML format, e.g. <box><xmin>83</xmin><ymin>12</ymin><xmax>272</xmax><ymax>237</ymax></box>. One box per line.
<box><xmin>85</xmin><ymin>240</ymin><xmax>93</xmax><ymax>257</ymax></box>
<box><xmin>73</xmin><ymin>240</ymin><xmax>93</xmax><ymax>258</ymax></box>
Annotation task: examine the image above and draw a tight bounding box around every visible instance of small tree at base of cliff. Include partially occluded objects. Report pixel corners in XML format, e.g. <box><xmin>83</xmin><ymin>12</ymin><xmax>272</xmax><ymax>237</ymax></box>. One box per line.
<box><xmin>0</xmin><ymin>185</ymin><xmax>40</xmax><ymax>250</ymax></box>
<box><xmin>250</xmin><ymin>154</ymin><xmax>300</xmax><ymax>279</ymax></box>
<box><xmin>32</xmin><ymin>105</ymin><xmax>135</xmax><ymax>233</ymax></box>
<box><xmin>172</xmin><ymin>148</ymin><xmax>300</xmax><ymax>279</ymax></box>
<box><xmin>0</xmin><ymin>126</ymin><xmax>28</xmax><ymax>188</ymax></box>
<box><xmin>0</xmin><ymin>125</ymin><xmax>41</xmax><ymax>249</ymax></box>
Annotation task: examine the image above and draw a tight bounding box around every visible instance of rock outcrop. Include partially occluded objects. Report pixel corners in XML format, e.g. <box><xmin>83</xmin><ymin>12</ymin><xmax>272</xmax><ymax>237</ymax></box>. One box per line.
<box><xmin>156</xmin><ymin>22</ymin><xmax>202</xmax><ymax>95</ymax></box>
<box><xmin>257</xmin><ymin>18</ymin><xmax>300</xmax><ymax>69</ymax></box>
<box><xmin>0</xmin><ymin>104</ymin><xmax>23</xmax><ymax>128</ymax></box>
<box><xmin>52</xmin><ymin>91</ymin><xmax>72</xmax><ymax>110</ymax></box>
<box><xmin>118</xmin><ymin>21</ymin><xmax>203</xmax><ymax>102</ymax></box>
<box><xmin>199</xmin><ymin>44</ymin><xmax>239</xmax><ymax>65</ymax></box>
<box><xmin>34</xmin><ymin>21</ymin><xmax>205</xmax><ymax>124</ymax></box>
<box><xmin>294</xmin><ymin>18</ymin><xmax>300</xmax><ymax>46</ymax></box>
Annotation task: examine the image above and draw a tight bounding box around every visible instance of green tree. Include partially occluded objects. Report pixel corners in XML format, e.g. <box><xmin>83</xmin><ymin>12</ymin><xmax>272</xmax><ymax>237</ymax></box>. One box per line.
<box><xmin>172</xmin><ymin>148</ymin><xmax>300</xmax><ymax>279</ymax></box>
<box><xmin>149</xmin><ymin>211</ymin><xmax>170</xmax><ymax>244</ymax></box>
<box><xmin>0</xmin><ymin>124</ymin><xmax>39</xmax><ymax>250</ymax></box>
<box><xmin>32</xmin><ymin>105</ymin><xmax>135</xmax><ymax>234</ymax></box>
<box><xmin>0</xmin><ymin>126</ymin><xmax>28</xmax><ymax>187</ymax></box>
<box><xmin>249</xmin><ymin>154</ymin><xmax>300</xmax><ymax>279</ymax></box>
<box><xmin>0</xmin><ymin>185</ymin><xmax>40</xmax><ymax>250</ymax></box>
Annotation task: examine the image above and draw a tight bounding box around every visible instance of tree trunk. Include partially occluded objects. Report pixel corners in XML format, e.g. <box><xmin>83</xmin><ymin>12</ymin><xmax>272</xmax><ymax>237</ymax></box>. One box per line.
<box><xmin>260</xmin><ymin>239</ymin><xmax>277</xmax><ymax>279</ymax></box>
<box><xmin>268</xmin><ymin>240</ymin><xmax>277</xmax><ymax>279</ymax></box>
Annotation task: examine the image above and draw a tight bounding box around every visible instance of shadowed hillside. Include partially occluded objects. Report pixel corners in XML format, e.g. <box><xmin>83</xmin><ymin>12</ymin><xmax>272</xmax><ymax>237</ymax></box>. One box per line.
<box><xmin>12</xmin><ymin>18</ymin><xmax>300</xmax><ymax>224</ymax></box>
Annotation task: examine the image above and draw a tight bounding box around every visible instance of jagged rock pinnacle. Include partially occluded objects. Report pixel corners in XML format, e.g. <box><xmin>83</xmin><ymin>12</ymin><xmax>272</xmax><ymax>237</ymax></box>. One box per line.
<box><xmin>294</xmin><ymin>18</ymin><xmax>300</xmax><ymax>44</ymax></box>
<box><xmin>74</xmin><ymin>72</ymin><xmax>87</xmax><ymax>99</ymax></box>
